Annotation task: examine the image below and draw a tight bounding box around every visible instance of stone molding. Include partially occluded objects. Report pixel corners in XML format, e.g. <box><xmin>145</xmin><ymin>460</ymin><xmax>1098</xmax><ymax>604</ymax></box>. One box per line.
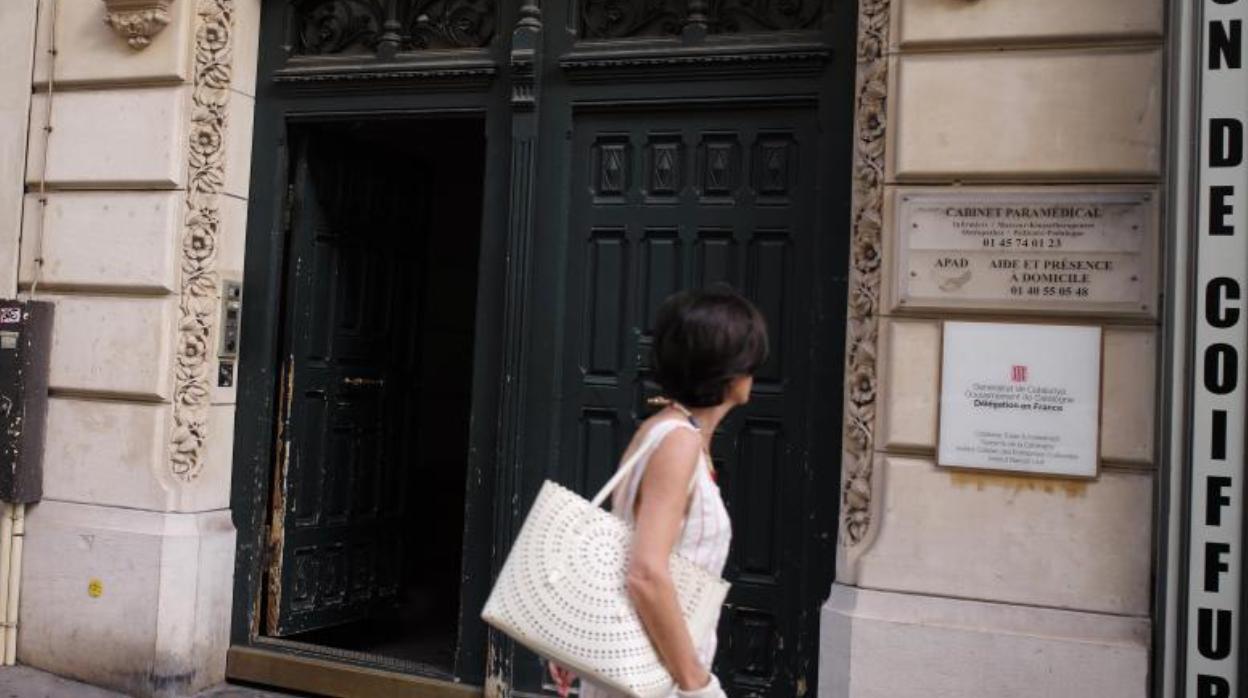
<box><xmin>840</xmin><ymin>0</ymin><xmax>888</xmax><ymax>553</ymax></box>
<box><xmin>171</xmin><ymin>0</ymin><xmax>232</xmax><ymax>481</ymax></box>
<box><xmin>558</xmin><ymin>44</ymin><xmax>830</xmax><ymax>82</ymax></box>
<box><xmin>102</xmin><ymin>0</ymin><xmax>174</xmax><ymax>50</ymax></box>
<box><xmin>576</xmin><ymin>0</ymin><xmax>823</xmax><ymax>39</ymax></box>
<box><xmin>271</xmin><ymin>54</ymin><xmax>497</xmax><ymax>88</ymax></box>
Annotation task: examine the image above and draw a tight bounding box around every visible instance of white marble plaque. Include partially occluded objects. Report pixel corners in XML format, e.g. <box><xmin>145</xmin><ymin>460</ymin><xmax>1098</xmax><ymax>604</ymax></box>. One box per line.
<box><xmin>938</xmin><ymin>322</ymin><xmax>1102</xmax><ymax>478</ymax></box>
<box><xmin>897</xmin><ymin>191</ymin><xmax>1154</xmax><ymax>315</ymax></box>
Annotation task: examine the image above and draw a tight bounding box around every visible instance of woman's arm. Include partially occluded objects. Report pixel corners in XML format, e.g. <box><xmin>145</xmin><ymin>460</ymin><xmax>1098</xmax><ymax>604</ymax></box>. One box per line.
<box><xmin>625</xmin><ymin>428</ymin><xmax>710</xmax><ymax>692</ymax></box>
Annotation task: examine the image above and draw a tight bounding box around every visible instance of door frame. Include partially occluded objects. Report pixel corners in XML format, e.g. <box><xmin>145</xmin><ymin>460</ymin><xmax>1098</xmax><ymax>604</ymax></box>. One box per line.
<box><xmin>227</xmin><ymin>2</ymin><xmax>519</xmax><ymax>685</ymax></box>
<box><xmin>229</xmin><ymin>2</ymin><xmax>857</xmax><ymax>695</ymax></box>
<box><xmin>227</xmin><ymin>103</ymin><xmax>506</xmax><ymax>684</ymax></box>
<box><xmin>229</xmin><ymin>107</ymin><xmax>510</xmax><ymax>683</ymax></box>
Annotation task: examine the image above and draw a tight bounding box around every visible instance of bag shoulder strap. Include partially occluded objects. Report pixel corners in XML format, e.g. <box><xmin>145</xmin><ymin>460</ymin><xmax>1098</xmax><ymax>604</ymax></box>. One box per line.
<box><xmin>590</xmin><ymin>419</ymin><xmax>699</xmax><ymax>508</ymax></box>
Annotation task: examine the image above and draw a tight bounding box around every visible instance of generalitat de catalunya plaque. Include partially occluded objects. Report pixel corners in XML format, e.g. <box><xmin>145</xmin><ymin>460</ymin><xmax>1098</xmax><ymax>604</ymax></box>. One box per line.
<box><xmin>896</xmin><ymin>191</ymin><xmax>1154</xmax><ymax>315</ymax></box>
<box><xmin>938</xmin><ymin>322</ymin><xmax>1102</xmax><ymax>479</ymax></box>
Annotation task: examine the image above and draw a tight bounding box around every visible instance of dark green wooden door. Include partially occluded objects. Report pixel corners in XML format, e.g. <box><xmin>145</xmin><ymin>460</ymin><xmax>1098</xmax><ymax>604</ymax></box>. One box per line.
<box><xmin>489</xmin><ymin>2</ymin><xmax>853</xmax><ymax>694</ymax></box>
<box><xmin>266</xmin><ymin>132</ymin><xmax>425</xmax><ymax>636</ymax></box>
<box><xmin>556</xmin><ymin>105</ymin><xmax>821</xmax><ymax>696</ymax></box>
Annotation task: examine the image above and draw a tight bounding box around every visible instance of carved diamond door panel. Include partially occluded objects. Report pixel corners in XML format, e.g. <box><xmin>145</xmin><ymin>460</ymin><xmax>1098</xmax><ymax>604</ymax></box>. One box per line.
<box><xmin>560</xmin><ymin>105</ymin><xmax>819</xmax><ymax>697</ymax></box>
<box><xmin>266</xmin><ymin>133</ymin><xmax>425</xmax><ymax>637</ymax></box>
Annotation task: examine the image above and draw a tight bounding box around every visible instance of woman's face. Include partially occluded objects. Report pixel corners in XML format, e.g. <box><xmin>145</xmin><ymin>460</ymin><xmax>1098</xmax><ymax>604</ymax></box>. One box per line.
<box><xmin>727</xmin><ymin>374</ymin><xmax>754</xmax><ymax>405</ymax></box>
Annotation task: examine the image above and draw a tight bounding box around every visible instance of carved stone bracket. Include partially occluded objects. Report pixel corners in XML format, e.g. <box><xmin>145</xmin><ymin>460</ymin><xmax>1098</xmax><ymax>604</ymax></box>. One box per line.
<box><xmin>840</xmin><ymin>0</ymin><xmax>889</xmax><ymax>556</ymax></box>
<box><xmin>102</xmin><ymin>0</ymin><xmax>174</xmax><ymax>50</ymax></box>
<box><xmin>170</xmin><ymin>0</ymin><xmax>232</xmax><ymax>481</ymax></box>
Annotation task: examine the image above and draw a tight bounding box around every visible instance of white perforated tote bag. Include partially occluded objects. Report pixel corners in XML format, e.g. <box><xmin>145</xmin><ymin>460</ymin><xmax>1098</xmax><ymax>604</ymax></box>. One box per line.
<box><xmin>481</xmin><ymin>423</ymin><xmax>730</xmax><ymax>698</ymax></box>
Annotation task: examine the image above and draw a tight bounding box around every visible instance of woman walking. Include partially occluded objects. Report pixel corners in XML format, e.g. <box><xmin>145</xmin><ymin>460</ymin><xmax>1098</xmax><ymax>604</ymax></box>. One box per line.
<box><xmin>567</xmin><ymin>286</ymin><xmax>768</xmax><ymax>698</ymax></box>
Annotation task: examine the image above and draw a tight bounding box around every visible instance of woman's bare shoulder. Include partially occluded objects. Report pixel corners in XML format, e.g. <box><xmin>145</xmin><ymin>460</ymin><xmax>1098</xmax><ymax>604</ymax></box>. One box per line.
<box><xmin>632</xmin><ymin>411</ymin><xmax>699</xmax><ymax>446</ymax></box>
<box><xmin>633</xmin><ymin>415</ymin><xmax>701</xmax><ymax>509</ymax></box>
<box><xmin>640</xmin><ymin>415</ymin><xmax>701</xmax><ymax>468</ymax></box>
<box><xmin>619</xmin><ymin>411</ymin><xmax>698</xmax><ymax>463</ymax></box>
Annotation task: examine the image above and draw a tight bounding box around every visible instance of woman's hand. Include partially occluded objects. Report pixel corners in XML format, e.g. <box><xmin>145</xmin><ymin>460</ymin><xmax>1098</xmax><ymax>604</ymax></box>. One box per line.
<box><xmin>675</xmin><ymin>673</ymin><xmax>728</xmax><ymax>698</ymax></box>
<box><xmin>547</xmin><ymin>662</ymin><xmax>575</xmax><ymax>698</ymax></box>
<box><xmin>624</xmin><ymin>426</ymin><xmax>708</xmax><ymax>691</ymax></box>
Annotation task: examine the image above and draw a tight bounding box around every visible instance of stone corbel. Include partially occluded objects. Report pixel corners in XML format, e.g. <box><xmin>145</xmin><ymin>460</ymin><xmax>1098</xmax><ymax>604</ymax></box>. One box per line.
<box><xmin>102</xmin><ymin>0</ymin><xmax>174</xmax><ymax>50</ymax></box>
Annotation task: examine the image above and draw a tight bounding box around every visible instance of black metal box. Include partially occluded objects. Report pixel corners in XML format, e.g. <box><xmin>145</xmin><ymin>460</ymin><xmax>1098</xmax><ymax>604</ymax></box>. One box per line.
<box><xmin>0</xmin><ymin>300</ymin><xmax>53</xmax><ymax>503</ymax></box>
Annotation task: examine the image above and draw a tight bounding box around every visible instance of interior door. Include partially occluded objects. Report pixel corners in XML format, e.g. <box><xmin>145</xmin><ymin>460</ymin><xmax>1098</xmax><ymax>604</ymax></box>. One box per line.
<box><xmin>265</xmin><ymin>132</ymin><xmax>425</xmax><ymax>636</ymax></box>
<box><xmin>558</xmin><ymin>104</ymin><xmax>822</xmax><ymax>697</ymax></box>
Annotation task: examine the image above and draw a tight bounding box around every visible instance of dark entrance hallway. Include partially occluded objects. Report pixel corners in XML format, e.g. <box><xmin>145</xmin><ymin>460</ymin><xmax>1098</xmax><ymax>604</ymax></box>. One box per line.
<box><xmin>261</xmin><ymin>118</ymin><xmax>484</xmax><ymax>675</ymax></box>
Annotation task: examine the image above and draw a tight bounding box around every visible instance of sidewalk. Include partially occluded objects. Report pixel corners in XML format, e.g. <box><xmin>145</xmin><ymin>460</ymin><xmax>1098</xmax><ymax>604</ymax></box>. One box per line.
<box><xmin>0</xmin><ymin>666</ymin><xmax>300</xmax><ymax>698</ymax></box>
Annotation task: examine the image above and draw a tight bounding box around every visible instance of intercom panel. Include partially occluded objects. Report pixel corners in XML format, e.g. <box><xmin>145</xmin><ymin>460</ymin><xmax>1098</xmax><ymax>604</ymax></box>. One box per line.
<box><xmin>0</xmin><ymin>300</ymin><xmax>53</xmax><ymax>503</ymax></box>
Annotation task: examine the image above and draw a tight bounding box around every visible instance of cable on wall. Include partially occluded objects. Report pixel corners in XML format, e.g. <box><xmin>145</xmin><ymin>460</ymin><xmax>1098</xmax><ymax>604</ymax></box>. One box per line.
<box><xmin>28</xmin><ymin>0</ymin><xmax>57</xmax><ymax>299</ymax></box>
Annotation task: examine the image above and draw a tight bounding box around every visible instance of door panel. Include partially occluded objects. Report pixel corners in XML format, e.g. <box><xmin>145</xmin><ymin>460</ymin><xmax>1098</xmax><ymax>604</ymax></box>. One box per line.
<box><xmin>267</xmin><ymin>134</ymin><xmax>425</xmax><ymax>636</ymax></box>
<box><xmin>560</xmin><ymin>105</ymin><xmax>818</xmax><ymax>697</ymax></box>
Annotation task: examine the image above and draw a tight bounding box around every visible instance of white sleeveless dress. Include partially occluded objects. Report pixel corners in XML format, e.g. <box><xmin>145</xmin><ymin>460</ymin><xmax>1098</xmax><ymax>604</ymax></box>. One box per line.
<box><xmin>578</xmin><ymin>419</ymin><xmax>733</xmax><ymax>698</ymax></box>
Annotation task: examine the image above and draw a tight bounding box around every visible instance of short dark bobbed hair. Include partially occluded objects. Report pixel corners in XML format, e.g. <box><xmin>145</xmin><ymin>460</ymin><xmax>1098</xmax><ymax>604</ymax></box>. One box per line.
<box><xmin>651</xmin><ymin>285</ymin><xmax>769</xmax><ymax>408</ymax></box>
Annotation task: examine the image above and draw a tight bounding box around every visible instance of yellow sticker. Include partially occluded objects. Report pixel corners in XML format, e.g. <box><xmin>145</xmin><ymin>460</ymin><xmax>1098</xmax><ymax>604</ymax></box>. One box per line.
<box><xmin>87</xmin><ymin>579</ymin><xmax>103</xmax><ymax>598</ymax></box>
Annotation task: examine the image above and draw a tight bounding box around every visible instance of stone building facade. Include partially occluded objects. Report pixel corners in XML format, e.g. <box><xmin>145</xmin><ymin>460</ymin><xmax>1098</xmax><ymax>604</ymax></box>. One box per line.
<box><xmin>0</xmin><ymin>0</ymin><xmax>1226</xmax><ymax>696</ymax></box>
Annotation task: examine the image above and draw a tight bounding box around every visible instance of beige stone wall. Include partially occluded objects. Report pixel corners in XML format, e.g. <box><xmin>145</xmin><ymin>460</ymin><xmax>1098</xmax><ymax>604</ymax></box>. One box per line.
<box><xmin>824</xmin><ymin>2</ymin><xmax>1164</xmax><ymax>696</ymax></box>
<box><xmin>855</xmin><ymin>0</ymin><xmax>1163</xmax><ymax>615</ymax></box>
<box><xmin>9</xmin><ymin>1</ymin><xmax>261</xmax><ymax>695</ymax></box>
<box><xmin>0</xmin><ymin>0</ymin><xmax>38</xmax><ymax>298</ymax></box>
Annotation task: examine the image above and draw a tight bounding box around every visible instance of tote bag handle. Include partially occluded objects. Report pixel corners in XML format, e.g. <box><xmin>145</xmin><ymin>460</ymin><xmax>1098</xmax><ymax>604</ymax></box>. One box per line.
<box><xmin>589</xmin><ymin>420</ymin><xmax>698</xmax><ymax>508</ymax></box>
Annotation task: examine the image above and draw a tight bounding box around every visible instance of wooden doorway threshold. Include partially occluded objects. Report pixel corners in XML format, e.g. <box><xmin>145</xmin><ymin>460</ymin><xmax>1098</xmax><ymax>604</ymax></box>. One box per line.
<box><xmin>227</xmin><ymin>646</ymin><xmax>481</xmax><ymax>698</ymax></box>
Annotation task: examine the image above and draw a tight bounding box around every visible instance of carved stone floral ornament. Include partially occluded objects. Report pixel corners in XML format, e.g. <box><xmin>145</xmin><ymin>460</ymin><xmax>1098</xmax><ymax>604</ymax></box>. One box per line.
<box><xmin>840</xmin><ymin>0</ymin><xmax>890</xmax><ymax>557</ymax></box>
<box><xmin>102</xmin><ymin>0</ymin><xmax>174</xmax><ymax>49</ymax></box>
<box><xmin>171</xmin><ymin>0</ymin><xmax>233</xmax><ymax>481</ymax></box>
